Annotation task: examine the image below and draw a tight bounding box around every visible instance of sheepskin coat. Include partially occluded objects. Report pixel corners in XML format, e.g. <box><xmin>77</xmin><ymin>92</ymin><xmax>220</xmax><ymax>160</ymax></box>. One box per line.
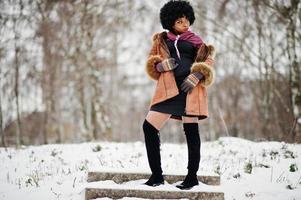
<box><xmin>145</xmin><ymin>31</ymin><xmax>216</xmax><ymax>121</ymax></box>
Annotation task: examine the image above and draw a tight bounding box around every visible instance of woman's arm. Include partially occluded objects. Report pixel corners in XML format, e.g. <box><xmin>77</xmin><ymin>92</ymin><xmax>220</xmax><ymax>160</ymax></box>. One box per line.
<box><xmin>190</xmin><ymin>43</ymin><xmax>216</xmax><ymax>87</ymax></box>
<box><xmin>145</xmin><ymin>33</ymin><xmax>163</xmax><ymax>81</ymax></box>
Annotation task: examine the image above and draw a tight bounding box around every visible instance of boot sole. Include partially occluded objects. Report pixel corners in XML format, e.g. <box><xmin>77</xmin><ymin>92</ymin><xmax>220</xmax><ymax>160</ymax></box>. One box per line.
<box><xmin>144</xmin><ymin>182</ymin><xmax>164</xmax><ymax>187</ymax></box>
<box><xmin>176</xmin><ymin>183</ymin><xmax>199</xmax><ymax>190</ymax></box>
<box><xmin>176</xmin><ymin>185</ymin><xmax>193</xmax><ymax>190</ymax></box>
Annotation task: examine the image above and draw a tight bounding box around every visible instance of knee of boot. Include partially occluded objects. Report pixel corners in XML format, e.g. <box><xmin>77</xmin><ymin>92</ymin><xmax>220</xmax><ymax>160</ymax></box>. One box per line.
<box><xmin>143</xmin><ymin>119</ymin><xmax>159</xmax><ymax>134</ymax></box>
<box><xmin>183</xmin><ymin>123</ymin><xmax>199</xmax><ymax>133</ymax></box>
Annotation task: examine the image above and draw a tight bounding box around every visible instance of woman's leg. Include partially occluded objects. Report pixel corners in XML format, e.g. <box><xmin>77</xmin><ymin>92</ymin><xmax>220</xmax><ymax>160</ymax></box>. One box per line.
<box><xmin>182</xmin><ymin>116</ymin><xmax>199</xmax><ymax>123</ymax></box>
<box><xmin>176</xmin><ymin>116</ymin><xmax>200</xmax><ymax>189</ymax></box>
<box><xmin>142</xmin><ymin>111</ymin><xmax>171</xmax><ymax>186</ymax></box>
<box><xmin>145</xmin><ymin>110</ymin><xmax>172</xmax><ymax>130</ymax></box>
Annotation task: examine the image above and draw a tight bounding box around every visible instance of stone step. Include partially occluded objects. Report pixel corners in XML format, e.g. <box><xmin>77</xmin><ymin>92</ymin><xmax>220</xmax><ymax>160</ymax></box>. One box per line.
<box><xmin>87</xmin><ymin>171</ymin><xmax>220</xmax><ymax>186</ymax></box>
<box><xmin>85</xmin><ymin>184</ymin><xmax>224</xmax><ymax>200</ymax></box>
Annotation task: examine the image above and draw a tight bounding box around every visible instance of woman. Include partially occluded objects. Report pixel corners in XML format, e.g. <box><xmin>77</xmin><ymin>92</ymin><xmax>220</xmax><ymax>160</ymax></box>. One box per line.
<box><xmin>142</xmin><ymin>0</ymin><xmax>216</xmax><ymax>190</ymax></box>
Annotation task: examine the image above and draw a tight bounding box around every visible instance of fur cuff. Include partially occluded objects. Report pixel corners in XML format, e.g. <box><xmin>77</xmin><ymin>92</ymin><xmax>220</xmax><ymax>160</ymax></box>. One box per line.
<box><xmin>191</xmin><ymin>62</ymin><xmax>215</xmax><ymax>87</ymax></box>
<box><xmin>145</xmin><ymin>55</ymin><xmax>163</xmax><ymax>80</ymax></box>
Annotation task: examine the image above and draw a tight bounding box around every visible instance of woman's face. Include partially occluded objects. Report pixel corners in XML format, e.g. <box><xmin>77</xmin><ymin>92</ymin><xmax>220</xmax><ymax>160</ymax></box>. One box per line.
<box><xmin>172</xmin><ymin>16</ymin><xmax>190</xmax><ymax>34</ymax></box>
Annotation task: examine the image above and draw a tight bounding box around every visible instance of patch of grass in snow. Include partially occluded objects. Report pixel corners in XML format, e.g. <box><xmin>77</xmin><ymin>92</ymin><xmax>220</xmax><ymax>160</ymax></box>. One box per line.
<box><xmin>25</xmin><ymin>169</ymin><xmax>40</xmax><ymax>187</ymax></box>
<box><xmin>244</xmin><ymin>161</ymin><xmax>253</xmax><ymax>174</ymax></box>
<box><xmin>256</xmin><ymin>163</ymin><xmax>270</xmax><ymax>168</ymax></box>
<box><xmin>269</xmin><ymin>150</ymin><xmax>279</xmax><ymax>160</ymax></box>
<box><xmin>77</xmin><ymin>159</ymin><xmax>89</xmax><ymax>171</ymax></box>
<box><xmin>214</xmin><ymin>163</ymin><xmax>227</xmax><ymax>176</ymax></box>
<box><xmin>7</xmin><ymin>153</ymin><xmax>12</xmax><ymax>159</ymax></box>
<box><xmin>280</xmin><ymin>143</ymin><xmax>297</xmax><ymax>159</ymax></box>
<box><xmin>284</xmin><ymin>150</ymin><xmax>297</xmax><ymax>159</ymax></box>
<box><xmin>57</xmin><ymin>156</ymin><xmax>68</xmax><ymax>165</ymax></box>
<box><xmin>286</xmin><ymin>183</ymin><xmax>297</xmax><ymax>190</ymax></box>
<box><xmin>261</xmin><ymin>149</ymin><xmax>267</xmax><ymax>158</ymax></box>
<box><xmin>51</xmin><ymin>148</ymin><xmax>62</xmax><ymax>157</ymax></box>
<box><xmin>92</xmin><ymin>144</ymin><xmax>102</xmax><ymax>152</ymax></box>
<box><xmin>289</xmin><ymin>163</ymin><xmax>298</xmax><ymax>172</ymax></box>
<box><xmin>233</xmin><ymin>172</ymin><xmax>241</xmax><ymax>179</ymax></box>
<box><xmin>228</xmin><ymin>149</ymin><xmax>238</xmax><ymax>156</ymax></box>
<box><xmin>214</xmin><ymin>165</ymin><xmax>221</xmax><ymax>175</ymax></box>
<box><xmin>217</xmin><ymin>139</ymin><xmax>225</xmax><ymax>147</ymax></box>
<box><xmin>245</xmin><ymin>191</ymin><xmax>255</xmax><ymax>198</ymax></box>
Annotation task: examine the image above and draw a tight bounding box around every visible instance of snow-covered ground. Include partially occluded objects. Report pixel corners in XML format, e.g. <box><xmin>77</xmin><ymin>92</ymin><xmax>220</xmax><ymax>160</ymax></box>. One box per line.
<box><xmin>0</xmin><ymin>137</ymin><xmax>301</xmax><ymax>200</ymax></box>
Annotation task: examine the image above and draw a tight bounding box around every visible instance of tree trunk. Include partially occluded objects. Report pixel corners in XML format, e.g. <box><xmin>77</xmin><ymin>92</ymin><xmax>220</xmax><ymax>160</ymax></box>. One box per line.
<box><xmin>13</xmin><ymin>17</ymin><xmax>22</xmax><ymax>147</ymax></box>
<box><xmin>0</xmin><ymin>83</ymin><xmax>5</xmax><ymax>147</ymax></box>
<box><xmin>287</xmin><ymin>16</ymin><xmax>301</xmax><ymax>142</ymax></box>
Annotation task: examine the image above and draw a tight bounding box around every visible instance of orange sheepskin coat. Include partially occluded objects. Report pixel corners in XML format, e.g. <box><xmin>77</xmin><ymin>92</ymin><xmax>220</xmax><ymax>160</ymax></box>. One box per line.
<box><xmin>145</xmin><ymin>31</ymin><xmax>216</xmax><ymax>121</ymax></box>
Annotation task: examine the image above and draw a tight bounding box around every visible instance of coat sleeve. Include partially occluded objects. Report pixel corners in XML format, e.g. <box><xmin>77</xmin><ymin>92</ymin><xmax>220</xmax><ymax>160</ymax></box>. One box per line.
<box><xmin>145</xmin><ymin>33</ymin><xmax>163</xmax><ymax>81</ymax></box>
<box><xmin>190</xmin><ymin>44</ymin><xmax>216</xmax><ymax>87</ymax></box>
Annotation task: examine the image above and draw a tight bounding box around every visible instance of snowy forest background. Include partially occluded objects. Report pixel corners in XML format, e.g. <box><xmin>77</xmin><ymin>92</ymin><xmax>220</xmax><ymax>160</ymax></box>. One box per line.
<box><xmin>1</xmin><ymin>0</ymin><xmax>301</xmax><ymax>147</ymax></box>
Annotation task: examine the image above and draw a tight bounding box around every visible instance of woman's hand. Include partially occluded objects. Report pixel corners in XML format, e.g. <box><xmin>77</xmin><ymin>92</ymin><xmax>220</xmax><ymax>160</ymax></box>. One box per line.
<box><xmin>180</xmin><ymin>72</ymin><xmax>204</xmax><ymax>93</ymax></box>
<box><xmin>155</xmin><ymin>58</ymin><xmax>179</xmax><ymax>72</ymax></box>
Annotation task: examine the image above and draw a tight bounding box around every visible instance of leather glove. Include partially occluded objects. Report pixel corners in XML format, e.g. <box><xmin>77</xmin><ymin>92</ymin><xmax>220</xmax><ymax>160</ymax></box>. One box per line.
<box><xmin>180</xmin><ymin>72</ymin><xmax>205</xmax><ymax>93</ymax></box>
<box><xmin>155</xmin><ymin>58</ymin><xmax>179</xmax><ymax>72</ymax></box>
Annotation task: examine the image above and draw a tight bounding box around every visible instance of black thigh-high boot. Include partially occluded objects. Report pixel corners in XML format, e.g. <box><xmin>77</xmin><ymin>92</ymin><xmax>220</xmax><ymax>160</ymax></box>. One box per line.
<box><xmin>142</xmin><ymin>119</ymin><xmax>164</xmax><ymax>186</ymax></box>
<box><xmin>176</xmin><ymin>123</ymin><xmax>200</xmax><ymax>190</ymax></box>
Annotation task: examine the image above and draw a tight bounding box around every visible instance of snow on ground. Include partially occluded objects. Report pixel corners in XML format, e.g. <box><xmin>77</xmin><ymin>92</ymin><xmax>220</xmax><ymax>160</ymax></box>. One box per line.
<box><xmin>0</xmin><ymin>137</ymin><xmax>301</xmax><ymax>200</ymax></box>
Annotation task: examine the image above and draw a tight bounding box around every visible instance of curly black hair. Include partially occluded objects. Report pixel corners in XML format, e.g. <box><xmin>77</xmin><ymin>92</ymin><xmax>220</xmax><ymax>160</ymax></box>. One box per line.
<box><xmin>159</xmin><ymin>0</ymin><xmax>195</xmax><ymax>32</ymax></box>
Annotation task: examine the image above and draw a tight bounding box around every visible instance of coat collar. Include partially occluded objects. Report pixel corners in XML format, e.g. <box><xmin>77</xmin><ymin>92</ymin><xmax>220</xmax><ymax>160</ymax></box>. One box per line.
<box><xmin>152</xmin><ymin>31</ymin><xmax>167</xmax><ymax>42</ymax></box>
<box><xmin>152</xmin><ymin>31</ymin><xmax>170</xmax><ymax>58</ymax></box>
<box><xmin>151</xmin><ymin>31</ymin><xmax>215</xmax><ymax>63</ymax></box>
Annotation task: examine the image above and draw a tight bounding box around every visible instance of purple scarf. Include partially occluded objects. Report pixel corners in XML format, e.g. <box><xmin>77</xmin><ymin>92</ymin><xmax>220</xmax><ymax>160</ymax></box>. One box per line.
<box><xmin>167</xmin><ymin>29</ymin><xmax>203</xmax><ymax>59</ymax></box>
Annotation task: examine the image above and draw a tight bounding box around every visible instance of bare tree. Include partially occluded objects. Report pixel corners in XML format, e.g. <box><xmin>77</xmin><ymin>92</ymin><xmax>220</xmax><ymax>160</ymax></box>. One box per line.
<box><xmin>261</xmin><ymin>0</ymin><xmax>301</xmax><ymax>141</ymax></box>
